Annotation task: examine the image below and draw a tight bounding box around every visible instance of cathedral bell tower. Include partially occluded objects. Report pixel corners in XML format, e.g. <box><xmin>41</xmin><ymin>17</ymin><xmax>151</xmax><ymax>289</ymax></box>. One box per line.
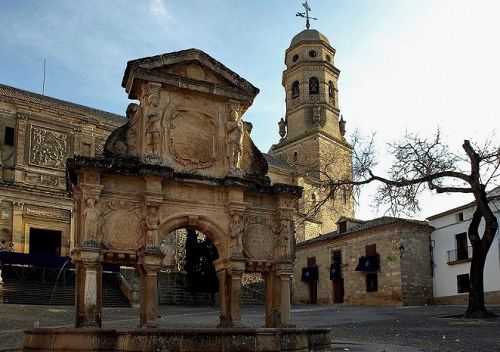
<box><xmin>270</xmin><ymin>28</ymin><xmax>350</xmax><ymax>176</ymax></box>
<box><xmin>269</xmin><ymin>27</ymin><xmax>354</xmax><ymax>239</ymax></box>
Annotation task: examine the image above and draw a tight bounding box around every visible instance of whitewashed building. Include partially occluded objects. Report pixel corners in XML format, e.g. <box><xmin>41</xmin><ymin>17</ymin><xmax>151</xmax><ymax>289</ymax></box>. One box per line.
<box><xmin>428</xmin><ymin>187</ymin><xmax>500</xmax><ymax>304</ymax></box>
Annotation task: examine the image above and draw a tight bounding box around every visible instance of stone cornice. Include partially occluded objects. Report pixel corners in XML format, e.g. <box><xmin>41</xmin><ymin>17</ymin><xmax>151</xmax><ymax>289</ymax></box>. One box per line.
<box><xmin>122</xmin><ymin>49</ymin><xmax>259</xmax><ymax>108</ymax></box>
<box><xmin>129</xmin><ymin>67</ymin><xmax>256</xmax><ymax>107</ymax></box>
<box><xmin>283</xmin><ymin>60</ymin><xmax>340</xmax><ymax>78</ymax></box>
<box><xmin>271</xmin><ymin>129</ymin><xmax>352</xmax><ymax>152</ymax></box>
<box><xmin>67</xmin><ymin>155</ymin><xmax>303</xmax><ymax>198</ymax></box>
<box><xmin>286</xmin><ymin>101</ymin><xmax>340</xmax><ymax>116</ymax></box>
<box><xmin>286</xmin><ymin>41</ymin><xmax>336</xmax><ymax>56</ymax></box>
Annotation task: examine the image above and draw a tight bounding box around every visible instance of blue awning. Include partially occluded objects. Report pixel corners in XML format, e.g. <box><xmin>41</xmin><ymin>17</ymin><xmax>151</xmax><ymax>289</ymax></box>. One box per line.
<box><xmin>301</xmin><ymin>266</ymin><xmax>318</xmax><ymax>282</ymax></box>
<box><xmin>355</xmin><ymin>255</ymin><xmax>379</xmax><ymax>272</ymax></box>
<box><xmin>0</xmin><ymin>252</ymin><xmax>120</xmax><ymax>272</ymax></box>
<box><xmin>330</xmin><ymin>262</ymin><xmax>341</xmax><ymax>280</ymax></box>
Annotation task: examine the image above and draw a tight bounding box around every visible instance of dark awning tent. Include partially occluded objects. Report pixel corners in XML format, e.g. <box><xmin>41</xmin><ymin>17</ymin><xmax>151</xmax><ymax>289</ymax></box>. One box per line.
<box><xmin>355</xmin><ymin>255</ymin><xmax>380</xmax><ymax>272</ymax></box>
<box><xmin>330</xmin><ymin>261</ymin><xmax>341</xmax><ymax>280</ymax></box>
<box><xmin>301</xmin><ymin>266</ymin><xmax>318</xmax><ymax>282</ymax></box>
<box><xmin>0</xmin><ymin>252</ymin><xmax>119</xmax><ymax>272</ymax></box>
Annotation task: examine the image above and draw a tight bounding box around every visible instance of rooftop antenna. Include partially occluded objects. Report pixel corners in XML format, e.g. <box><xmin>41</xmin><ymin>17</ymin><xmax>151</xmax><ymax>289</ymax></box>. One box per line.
<box><xmin>296</xmin><ymin>1</ymin><xmax>317</xmax><ymax>29</ymax></box>
<box><xmin>42</xmin><ymin>59</ymin><xmax>46</xmax><ymax>95</ymax></box>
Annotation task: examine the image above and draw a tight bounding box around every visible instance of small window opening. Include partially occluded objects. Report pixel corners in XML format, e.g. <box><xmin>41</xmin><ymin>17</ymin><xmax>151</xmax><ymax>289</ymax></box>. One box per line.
<box><xmin>4</xmin><ymin>127</ymin><xmax>14</xmax><ymax>146</ymax></box>
<box><xmin>293</xmin><ymin>151</ymin><xmax>298</xmax><ymax>162</ymax></box>
<box><xmin>309</xmin><ymin>77</ymin><xmax>319</xmax><ymax>94</ymax></box>
<box><xmin>291</xmin><ymin>81</ymin><xmax>300</xmax><ymax>99</ymax></box>
<box><xmin>457</xmin><ymin>273</ymin><xmax>470</xmax><ymax>293</ymax></box>
<box><xmin>366</xmin><ymin>273</ymin><xmax>378</xmax><ymax>292</ymax></box>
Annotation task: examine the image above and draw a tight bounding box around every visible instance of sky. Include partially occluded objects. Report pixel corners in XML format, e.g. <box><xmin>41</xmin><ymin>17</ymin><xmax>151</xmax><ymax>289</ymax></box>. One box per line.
<box><xmin>1</xmin><ymin>0</ymin><xmax>499</xmax><ymax>220</ymax></box>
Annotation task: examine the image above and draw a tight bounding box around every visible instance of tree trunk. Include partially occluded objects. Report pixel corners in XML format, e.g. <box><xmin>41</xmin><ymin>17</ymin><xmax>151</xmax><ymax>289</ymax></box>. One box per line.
<box><xmin>464</xmin><ymin>237</ymin><xmax>498</xmax><ymax>318</ymax></box>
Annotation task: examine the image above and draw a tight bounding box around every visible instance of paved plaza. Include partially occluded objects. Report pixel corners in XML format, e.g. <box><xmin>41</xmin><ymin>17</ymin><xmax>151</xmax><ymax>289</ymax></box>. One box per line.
<box><xmin>0</xmin><ymin>304</ymin><xmax>498</xmax><ymax>351</ymax></box>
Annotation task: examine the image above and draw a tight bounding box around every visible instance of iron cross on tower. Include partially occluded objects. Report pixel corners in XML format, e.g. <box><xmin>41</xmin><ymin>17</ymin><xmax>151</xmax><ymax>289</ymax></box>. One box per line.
<box><xmin>296</xmin><ymin>1</ymin><xmax>317</xmax><ymax>29</ymax></box>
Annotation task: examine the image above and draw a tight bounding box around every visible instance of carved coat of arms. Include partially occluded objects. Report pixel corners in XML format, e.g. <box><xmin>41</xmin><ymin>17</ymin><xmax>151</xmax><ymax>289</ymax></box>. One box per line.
<box><xmin>168</xmin><ymin>110</ymin><xmax>217</xmax><ymax>169</ymax></box>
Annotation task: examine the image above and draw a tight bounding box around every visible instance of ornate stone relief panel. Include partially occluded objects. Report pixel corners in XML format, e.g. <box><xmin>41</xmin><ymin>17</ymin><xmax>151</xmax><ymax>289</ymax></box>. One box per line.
<box><xmin>243</xmin><ymin>214</ymin><xmax>276</xmax><ymax>261</ymax></box>
<box><xmin>25</xmin><ymin>205</ymin><xmax>70</xmax><ymax>222</ymax></box>
<box><xmin>99</xmin><ymin>200</ymin><xmax>143</xmax><ymax>251</ymax></box>
<box><xmin>29</xmin><ymin>125</ymin><xmax>69</xmax><ymax>170</ymax></box>
<box><xmin>24</xmin><ymin>171</ymin><xmax>62</xmax><ymax>188</ymax></box>
<box><xmin>167</xmin><ymin>110</ymin><xmax>217</xmax><ymax>169</ymax></box>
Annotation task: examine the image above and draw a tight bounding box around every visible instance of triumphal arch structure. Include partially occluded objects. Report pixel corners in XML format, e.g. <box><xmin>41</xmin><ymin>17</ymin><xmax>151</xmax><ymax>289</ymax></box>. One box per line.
<box><xmin>67</xmin><ymin>49</ymin><xmax>302</xmax><ymax>329</ymax></box>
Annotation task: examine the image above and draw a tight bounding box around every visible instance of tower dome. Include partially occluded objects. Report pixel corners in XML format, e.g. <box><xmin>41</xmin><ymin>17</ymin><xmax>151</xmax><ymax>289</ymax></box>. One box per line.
<box><xmin>289</xmin><ymin>29</ymin><xmax>330</xmax><ymax>47</ymax></box>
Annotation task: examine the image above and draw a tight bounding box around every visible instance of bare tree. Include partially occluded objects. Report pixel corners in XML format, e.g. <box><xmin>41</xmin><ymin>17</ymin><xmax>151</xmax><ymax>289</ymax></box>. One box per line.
<box><xmin>310</xmin><ymin>130</ymin><xmax>499</xmax><ymax>318</ymax></box>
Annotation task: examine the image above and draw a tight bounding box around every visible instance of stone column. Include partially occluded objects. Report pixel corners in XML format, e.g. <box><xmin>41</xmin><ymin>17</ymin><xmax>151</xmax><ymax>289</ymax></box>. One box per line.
<box><xmin>11</xmin><ymin>202</ymin><xmax>23</xmax><ymax>252</ymax></box>
<box><xmin>138</xmin><ymin>248</ymin><xmax>163</xmax><ymax>328</ymax></box>
<box><xmin>228</xmin><ymin>261</ymin><xmax>245</xmax><ymax>326</ymax></box>
<box><xmin>77</xmin><ymin>246</ymin><xmax>102</xmax><ymax>327</ymax></box>
<box><xmin>216</xmin><ymin>268</ymin><xmax>230</xmax><ymax>327</ymax></box>
<box><xmin>279</xmin><ymin>273</ymin><xmax>292</xmax><ymax>326</ymax></box>
<box><xmin>229</xmin><ymin>270</ymin><xmax>242</xmax><ymax>325</ymax></box>
<box><xmin>264</xmin><ymin>271</ymin><xmax>276</xmax><ymax>328</ymax></box>
<box><xmin>277</xmin><ymin>265</ymin><xmax>294</xmax><ymax>327</ymax></box>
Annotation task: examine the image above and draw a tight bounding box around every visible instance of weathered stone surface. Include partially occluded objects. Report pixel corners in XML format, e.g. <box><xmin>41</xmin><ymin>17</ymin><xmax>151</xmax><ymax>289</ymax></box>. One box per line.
<box><xmin>294</xmin><ymin>218</ymin><xmax>433</xmax><ymax>306</ymax></box>
<box><xmin>23</xmin><ymin>327</ymin><xmax>331</xmax><ymax>352</ymax></box>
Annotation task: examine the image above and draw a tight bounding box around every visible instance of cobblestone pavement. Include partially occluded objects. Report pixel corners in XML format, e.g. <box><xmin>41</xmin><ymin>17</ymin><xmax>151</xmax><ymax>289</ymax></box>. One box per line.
<box><xmin>0</xmin><ymin>304</ymin><xmax>498</xmax><ymax>351</ymax></box>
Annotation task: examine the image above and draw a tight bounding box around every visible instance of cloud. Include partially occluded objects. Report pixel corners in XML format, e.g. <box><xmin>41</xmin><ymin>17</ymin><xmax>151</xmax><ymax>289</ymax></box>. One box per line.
<box><xmin>150</xmin><ymin>0</ymin><xmax>168</xmax><ymax>19</ymax></box>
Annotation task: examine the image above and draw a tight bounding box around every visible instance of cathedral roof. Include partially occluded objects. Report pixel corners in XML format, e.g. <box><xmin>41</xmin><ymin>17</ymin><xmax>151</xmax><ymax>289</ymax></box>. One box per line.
<box><xmin>263</xmin><ymin>153</ymin><xmax>295</xmax><ymax>172</ymax></box>
<box><xmin>0</xmin><ymin>83</ymin><xmax>124</xmax><ymax>126</ymax></box>
<box><xmin>290</xmin><ymin>29</ymin><xmax>330</xmax><ymax>47</ymax></box>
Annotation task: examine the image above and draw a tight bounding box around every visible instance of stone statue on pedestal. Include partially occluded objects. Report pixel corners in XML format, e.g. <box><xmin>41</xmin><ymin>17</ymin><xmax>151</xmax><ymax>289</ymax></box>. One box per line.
<box><xmin>83</xmin><ymin>199</ymin><xmax>99</xmax><ymax>242</ymax></box>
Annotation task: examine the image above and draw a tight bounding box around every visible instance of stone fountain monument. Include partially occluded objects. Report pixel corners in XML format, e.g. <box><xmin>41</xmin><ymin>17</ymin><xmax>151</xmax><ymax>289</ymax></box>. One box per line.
<box><xmin>23</xmin><ymin>49</ymin><xmax>331</xmax><ymax>351</ymax></box>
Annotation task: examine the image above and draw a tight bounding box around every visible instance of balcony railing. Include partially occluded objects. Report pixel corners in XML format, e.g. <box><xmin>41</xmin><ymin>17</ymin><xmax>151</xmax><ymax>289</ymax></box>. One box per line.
<box><xmin>447</xmin><ymin>246</ymin><xmax>473</xmax><ymax>264</ymax></box>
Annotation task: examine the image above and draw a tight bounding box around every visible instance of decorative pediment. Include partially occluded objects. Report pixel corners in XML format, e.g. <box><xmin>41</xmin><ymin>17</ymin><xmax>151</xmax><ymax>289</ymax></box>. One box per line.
<box><xmin>103</xmin><ymin>49</ymin><xmax>268</xmax><ymax>180</ymax></box>
<box><xmin>122</xmin><ymin>49</ymin><xmax>259</xmax><ymax>109</ymax></box>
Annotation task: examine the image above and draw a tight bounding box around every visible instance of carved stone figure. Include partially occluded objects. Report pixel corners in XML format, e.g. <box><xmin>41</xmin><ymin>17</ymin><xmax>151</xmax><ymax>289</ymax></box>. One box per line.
<box><xmin>229</xmin><ymin>212</ymin><xmax>245</xmax><ymax>257</ymax></box>
<box><xmin>145</xmin><ymin>206</ymin><xmax>160</xmax><ymax>247</ymax></box>
<box><xmin>279</xmin><ymin>218</ymin><xmax>292</xmax><ymax>259</ymax></box>
<box><xmin>312</xmin><ymin>106</ymin><xmax>321</xmax><ymax>128</ymax></box>
<box><xmin>83</xmin><ymin>199</ymin><xmax>99</xmax><ymax>242</ymax></box>
<box><xmin>144</xmin><ymin>83</ymin><xmax>162</xmax><ymax>156</ymax></box>
<box><xmin>227</xmin><ymin>104</ymin><xmax>244</xmax><ymax>174</ymax></box>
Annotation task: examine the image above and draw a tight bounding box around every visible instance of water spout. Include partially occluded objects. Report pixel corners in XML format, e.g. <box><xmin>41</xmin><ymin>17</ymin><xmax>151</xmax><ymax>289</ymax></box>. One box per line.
<box><xmin>49</xmin><ymin>258</ymin><xmax>71</xmax><ymax>305</ymax></box>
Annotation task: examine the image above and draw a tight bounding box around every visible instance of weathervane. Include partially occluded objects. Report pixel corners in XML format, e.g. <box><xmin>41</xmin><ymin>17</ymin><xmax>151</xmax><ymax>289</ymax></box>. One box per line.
<box><xmin>296</xmin><ymin>1</ymin><xmax>317</xmax><ymax>29</ymax></box>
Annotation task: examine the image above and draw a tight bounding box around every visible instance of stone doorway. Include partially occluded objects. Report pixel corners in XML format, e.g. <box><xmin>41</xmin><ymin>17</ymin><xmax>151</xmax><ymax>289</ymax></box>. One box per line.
<box><xmin>29</xmin><ymin>228</ymin><xmax>61</xmax><ymax>256</ymax></box>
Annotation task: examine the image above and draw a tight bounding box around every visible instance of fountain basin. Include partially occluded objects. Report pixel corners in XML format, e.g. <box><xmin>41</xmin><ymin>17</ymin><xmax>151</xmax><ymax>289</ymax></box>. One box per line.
<box><xmin>24</xmin><ymin>327</ymin><xmax>331</xmax><ymax>351</ymax></box>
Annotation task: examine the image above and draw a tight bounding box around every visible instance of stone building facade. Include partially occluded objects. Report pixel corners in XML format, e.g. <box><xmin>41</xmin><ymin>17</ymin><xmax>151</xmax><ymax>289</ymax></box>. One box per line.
<box><xmin>294</xmin><ymin>217</ymin><xmax>434</xmax><ymax>306</ymax></box>
<box><xmin>0</xmin><ymin>84</ymin><xmax>123</xmax><ymax>256</ymax></box>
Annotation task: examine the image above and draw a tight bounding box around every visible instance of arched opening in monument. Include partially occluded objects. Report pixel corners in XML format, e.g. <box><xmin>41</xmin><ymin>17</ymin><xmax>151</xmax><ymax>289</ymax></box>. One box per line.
<box><xmin>159</xmin><ymin>228</ymin><xmax>219</xmax><ymax>307</ymax></box>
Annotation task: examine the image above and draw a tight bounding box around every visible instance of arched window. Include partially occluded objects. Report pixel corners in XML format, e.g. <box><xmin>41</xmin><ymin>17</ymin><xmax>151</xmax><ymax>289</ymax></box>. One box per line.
<box><xmin>312</xmin><ymin>193</ymin><xmax>317</xmax><ymax>204</ymax></box>
<box><xmin>293</xmin><ymin>151</ymin><xmax>298</xmax><ymax>162</ymax></box>
<box><xmin>309</xmin><ymin>77</ymin><xmax>319</xmax><ymax>94</ymax></box>
<box><xmin>291</xmin><ymin>81</ymin><xmax>300</xmax><ymax>99</ymax></box>
<box><xmin>329</xmin><ymin>80</ymin><xmax>336</xmax><ymax>106</ymax></box>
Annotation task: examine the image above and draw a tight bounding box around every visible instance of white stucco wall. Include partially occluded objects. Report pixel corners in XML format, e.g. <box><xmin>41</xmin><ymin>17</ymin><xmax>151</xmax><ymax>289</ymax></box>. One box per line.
<box><xmin>429</xmin><ymin>196</ymin><xmax>500</xmax><ymax>298</ymax></box>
